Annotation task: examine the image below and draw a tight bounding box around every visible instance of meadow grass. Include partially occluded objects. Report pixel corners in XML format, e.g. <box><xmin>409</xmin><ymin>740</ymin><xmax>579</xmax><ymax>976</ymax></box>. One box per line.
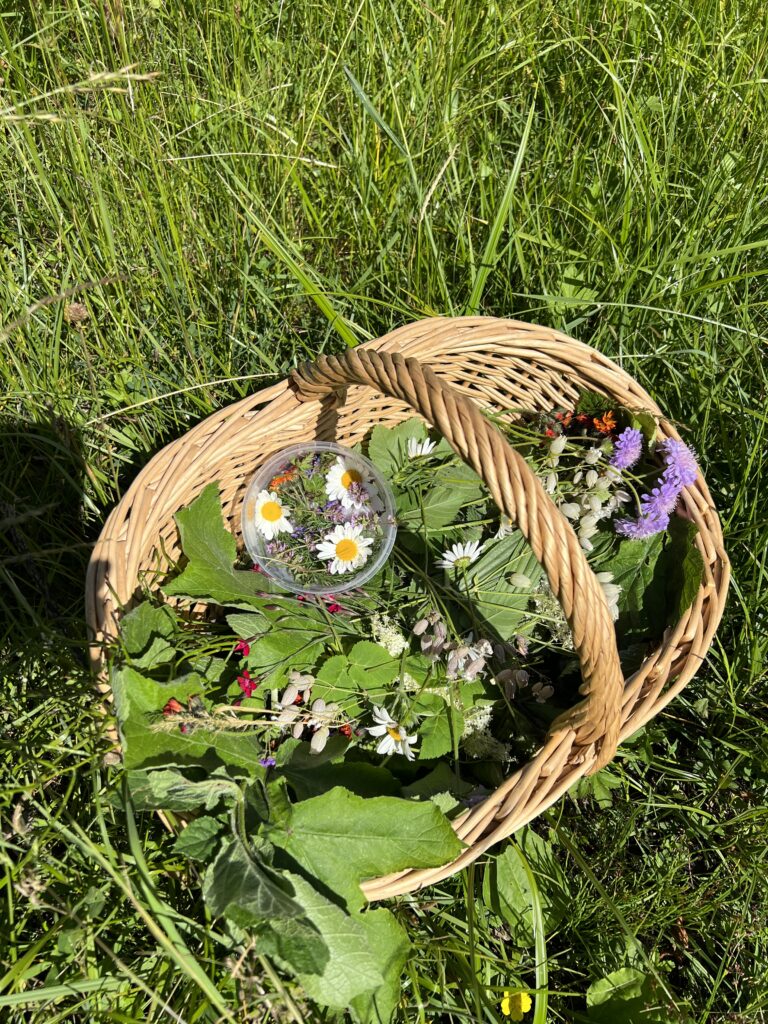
<box><xmin>1</xmin><ymin>0</ymin><xmax>767</xmax><ymax>1020</ymax></box>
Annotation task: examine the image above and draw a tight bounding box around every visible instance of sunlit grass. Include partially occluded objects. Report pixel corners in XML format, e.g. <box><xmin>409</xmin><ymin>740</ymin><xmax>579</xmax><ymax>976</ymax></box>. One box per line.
<box><xmin>1</xmin><ymin>0</ymin><xmax>766</xmax><ymax>1020</ymax></box>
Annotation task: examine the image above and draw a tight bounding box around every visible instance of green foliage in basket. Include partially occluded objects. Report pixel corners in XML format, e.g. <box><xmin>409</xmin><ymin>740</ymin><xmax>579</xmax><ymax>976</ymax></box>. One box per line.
<box><xmin>110</xmin><ymin>407</ymin><xmax>705</xmax><ymax>1020</ymax></box>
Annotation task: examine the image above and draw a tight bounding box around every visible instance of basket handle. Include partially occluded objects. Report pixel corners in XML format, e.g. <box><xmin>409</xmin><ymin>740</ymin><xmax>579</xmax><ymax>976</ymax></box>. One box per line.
<box><xmin>290</xmin><ymin>348</ymin><xmax>624</xmax><ymax>771</ymax></box>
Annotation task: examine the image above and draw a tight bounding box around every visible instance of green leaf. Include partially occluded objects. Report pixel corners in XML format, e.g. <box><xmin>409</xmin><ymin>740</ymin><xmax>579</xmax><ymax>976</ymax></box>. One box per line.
<box><xmin>111</xmin><ymin>665</ymin><xmax>272</xmax><ymax>772</ymax></box>
<box><xmin>349</xmin><ymin>909</ymin><xmax>411</xmax><ymax>1024</ymax></box>
<box><xmin>367</xmin><ymin>418</ymin><xmax>428</xmax><ymax>478</ymax></box>
<box><xmin>126</xmin><ymin>768</ymin><xmax>240</xmax><ymax>811</ymax></box>
<box><xmin>203</xmin><ymin>836</ymin><xmax>316</xmax><ymax>929</ymax></box>
<box><xmin>586</xmin><ymin>967</ymin><xmax>679</xmax><ymax>1022</ymax></box>
<box><xmin>576</xmin><ymin>390</ymin><xmax>611</xmax><ymax>415</ymax></box>
<box><xmin>401</xmin><ymin>762</ymin><xmax>474</xmax><ymax>801</ymax></box>
<box><xmin>313</xmin><ymin>643</ymin><xmax>401</xmax><ymax>718</ymax></box>
<box><xmin>464</xmin><ymin>534</ymin><xmax>542</xmax><ymax>641</ymax></box>
<box><xmin>173</xmin><ymin>817</ymin><xmax>223</xmax><ymax>861</ymax></box>
<box><xmin>269</xmin><ymin>787</ymin><xmax>464</xmax><ymax>911</ymax></box>
<box><xmin>572</xmin><ymin>767</ymin><xmax>623</xmax><ymax>809</ymax></box>
<box><xmin>482</xmin><ymin>828</ymin><xmax>568</xmax><ymax>946</ymax></box>
<box><xmin>119</xmin><ymin>602</ymin><xmax>176</xmax><ymax>669</ymax></box>
<box><xmin>417</xmin><ymin>702</ymin><xmax>461</xmax><ymax>761</ymax></box>
<box><xmin>282</xmin><ymin>873</ymin><xmax>384</xmax><ymax>1007</ymax></box>
<box><xmin>600</xmin><ymin>534</ymin><xmax>665</xmax><ymax>638</ymax></box>
<box><xmin>659</xmin><ymin>518</ymin><xmax>704</xmax><ymax>623</ymax></box>
<box><xmin>397</xmin><ymin>463</ymin><xmax>484</xmax><ymax>532</ymax></box>
<box><xmin>280</xmin><ymin>760</ymin><xmax>401</xmax><ymax>801</ymax></box>
<box><xmin>161</xmin><ymin>483</ymin><xmax>267</xmax><ymax>606</ymax></box>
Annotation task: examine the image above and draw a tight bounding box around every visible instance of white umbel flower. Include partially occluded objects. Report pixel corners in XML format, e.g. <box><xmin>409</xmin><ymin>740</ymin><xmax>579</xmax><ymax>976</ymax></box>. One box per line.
<box><xmin>325</xmin><ymin>456</ymin><xmax>378</xmax><ymax>510</ymax></box>
<box><xmin>316</xmin><ymin>524</ymin><xmax>374</xmax><ymax>574</ymax></box>
<box><xmin>596</xmin><ymin>571</ymin><xmax>622</xmax><ymax>621</ymax></box>
<box><xmin>436</xmin><ymin>540</ymin><xmax>482</xmax><ymax>571</ymax></box>
<box><xmin>367</xmin><ymin>705</ymin><xmax>417</xmax><ymax>760</ymax></box>
<box><xmin>251</xmin><ymin>490</ymin><xmax>293</xmax><ymax>540</ymax></box>
<box><xmin>407</xmin><ymin>437</ymin><xmax>437</xmax><ymax>458</ymax></box>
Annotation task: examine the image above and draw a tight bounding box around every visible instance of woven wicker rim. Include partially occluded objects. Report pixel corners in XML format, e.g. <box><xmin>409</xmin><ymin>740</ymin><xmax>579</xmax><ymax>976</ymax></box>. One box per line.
<box><xmin>86</xmin><ymin>317</ymin><xmax>730</xmax><ymax>900</ymax></box>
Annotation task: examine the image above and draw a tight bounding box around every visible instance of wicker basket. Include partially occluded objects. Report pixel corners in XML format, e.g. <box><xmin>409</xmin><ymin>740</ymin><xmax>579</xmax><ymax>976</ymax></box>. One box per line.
<box><xmin>86</xmin><ymin>316</ymin><xmax>729</xmax><ymax>900</ymax></box>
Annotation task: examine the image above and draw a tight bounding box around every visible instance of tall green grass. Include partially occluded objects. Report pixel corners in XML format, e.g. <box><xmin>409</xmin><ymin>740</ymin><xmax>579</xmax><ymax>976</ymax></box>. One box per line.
<box><xmin>1</xmin><ymin>0</ymin><xmax>766</xmax><ymax>1020</ymax></box>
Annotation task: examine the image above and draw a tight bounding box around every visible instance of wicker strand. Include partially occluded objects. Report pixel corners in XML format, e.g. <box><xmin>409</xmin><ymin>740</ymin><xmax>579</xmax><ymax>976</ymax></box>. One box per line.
<box><xmin>291</xmin><ymin>349</ymin><xmax>624</xmax><ymax>770</ymax></box>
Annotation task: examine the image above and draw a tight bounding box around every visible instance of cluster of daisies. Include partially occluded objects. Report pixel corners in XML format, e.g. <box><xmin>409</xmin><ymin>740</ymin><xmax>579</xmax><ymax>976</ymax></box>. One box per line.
<box><xmin>248</xmin><ymin>452</ymin><xmax>384</xmax><ymax>578</ymax></box>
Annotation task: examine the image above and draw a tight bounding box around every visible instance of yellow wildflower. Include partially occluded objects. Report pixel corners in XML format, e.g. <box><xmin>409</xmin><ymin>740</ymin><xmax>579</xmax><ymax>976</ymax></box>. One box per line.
<box><xmin>500</xmin><ymin>989</ymin><xmax>533</xmax><ymax>1020</ymax></box>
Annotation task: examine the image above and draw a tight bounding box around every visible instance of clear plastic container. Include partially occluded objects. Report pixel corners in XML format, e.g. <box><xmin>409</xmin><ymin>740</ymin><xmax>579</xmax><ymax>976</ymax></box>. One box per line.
<box><xmin>241</xmin><ymin>441</ymin><xmax>397</xmax><ymax>595</ymax></box>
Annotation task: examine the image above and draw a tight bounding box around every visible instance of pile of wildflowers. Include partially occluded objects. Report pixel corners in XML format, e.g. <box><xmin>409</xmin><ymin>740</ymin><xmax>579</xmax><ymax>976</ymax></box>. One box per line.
<box><xmin>111</xmin><ymin>403</ymin><xmax>705</xmax><ymax>1019</ymax></box>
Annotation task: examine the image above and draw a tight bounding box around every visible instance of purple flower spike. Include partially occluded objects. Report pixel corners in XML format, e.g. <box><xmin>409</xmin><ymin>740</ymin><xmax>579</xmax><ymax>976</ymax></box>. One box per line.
<box><xmin>610</xmin><ymin>427</ymin><xmax>643</xmax><ymax>471</ymax></box>
<box><xmin>659</xmin><ymin>438</ymin><xmax>698</xmax><ymax>488</ymax></box>
<box><xmin>259</xmin><ymin>756</ymin><xmax>277</xmax><ymax>768</ymax></box>
<box><xmin>640</xmin><ymin>478</ymin><xmax>681</xmax><ymax>518</ymax></box>
<box><xmin>615</xmin><ymin>508</ymin><xmax>670</xmax><ymax>539</ymax></box>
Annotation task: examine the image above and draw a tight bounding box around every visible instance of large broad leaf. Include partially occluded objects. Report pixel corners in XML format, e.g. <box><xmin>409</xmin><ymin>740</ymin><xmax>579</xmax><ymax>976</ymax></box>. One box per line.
<box><xmin>281</xmin><ymin>873</ymin><xmax>385</xmax><ymax>1007</ymax></box>
<box><xmin>126</xmin><ymin>767</ymin><xmax>240</xmax><ymax>811</ymax></box>
<box><xmin>482</xmin><ymin>828</ymin><xmax>569</xmax><ymax>946</ymax></box>
<box><xmin>367</xmin><ymin>418</ymin><xmax>428</xmax><ymax>478</ymax></box>
<box><xmin>111</xmin><ymin>665</ymin><xmax>269</xmax><ymax>772</ymax></box>
<box><xmin>410</xmin><ymin>693</ymin><xmax>461</xmax><ymax>761</ymax></box>
<box><xmin>203</xmin><ymin>837</ymin><xmax>306</xmax><ymax>924</ymax></box>
<box><xmin>119</xmin><ymin>602</ymin><xmax>177</xmax><ymax>669</ymax></box>
<box><xmin>464</xmin><ymin>534</ymin><xmax>542</xmax><ymax>641</ymax></box>
<box><xmin>161</xmin><ymin>483</ymin><xmax>268</xmax><ymax>606</ymax></box>
<box><xmin>268</xmin><ymin>787</ymin><xmax>464</xmax><ymax>912</ymax></box>
<box><xmin>397</xmin><ymin>463</ymin><xmax>485</xmax><ymax>532</ymax></box>
<box><xmin>349</xmin><ymin>909</ymin><xmax>411</xmax><ymax>1024</ymax></box>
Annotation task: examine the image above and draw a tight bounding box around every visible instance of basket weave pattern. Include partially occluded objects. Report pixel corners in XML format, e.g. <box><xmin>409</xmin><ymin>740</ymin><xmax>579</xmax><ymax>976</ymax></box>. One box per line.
<box><xmin>86</xmin><ymin>317</ymin><xmax>729</xmax><ymax>900</ymax></box>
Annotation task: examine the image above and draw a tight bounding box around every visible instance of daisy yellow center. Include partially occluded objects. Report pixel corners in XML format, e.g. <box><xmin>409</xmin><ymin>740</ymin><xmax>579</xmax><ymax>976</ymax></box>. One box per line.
<box><xmin>261</xmin><ymin>501</ymin><xmax>283</xmax><ymax>522</ymax></box>
<box><xmin>387</xmin><ymin>726</ymin><xmax>402</xmax><ymax>741</ymax></box>
<box><xmin>453</xmin><ymin>556</ymin><xmax>472</xmax><ymax>570</ymax></box>
<box><xmin>340</xmin><ymin>468</ymin><xmax>362</xmax><ymax>489</ymax></box>
<box><xmin>335</xmin><ymin>538</ymin><xmax>359</xmax><ymax>561</ymax></box>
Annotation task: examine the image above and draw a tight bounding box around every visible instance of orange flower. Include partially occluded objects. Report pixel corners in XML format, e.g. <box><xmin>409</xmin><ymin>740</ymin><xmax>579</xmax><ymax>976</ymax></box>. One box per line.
<box><xmin>593</xmin><ymin>410</ymin><xmax>616</xmax><ymax>434</ymax></box>
<box><xmin>269</xmin><ymin>468</ymin><xmax>297</xmax><ymax>490</ymax></box>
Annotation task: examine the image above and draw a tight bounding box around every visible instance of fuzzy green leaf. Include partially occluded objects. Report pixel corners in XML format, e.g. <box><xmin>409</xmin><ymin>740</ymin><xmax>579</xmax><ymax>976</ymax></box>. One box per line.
<box><xmin>112</xmin><ymin>665</ymin><xmax>270</xmax><ymax>772</ymax></box>
<box><xmin>173</xmin><ymin>817</ymin><xmax>224</xmax><ymax>861</ymax></box>
<box><xmin>127</xmin><ymin>767</ymin><xmax>240</xmax><ymax>811</ymax></box>
<box><xmin>281</xmin><ymin>873</ymin><xmax>384</xmax><ymax>1006</ymax></box>
<box><xmin>162</xmin><ymin>483</ymin><xmax>267</xmax><ymax>606</ymax></box>
<box><xmin>119</xmin><ymin>602</ymin><xmax>177</xmax><ymax>669</ymax></box>
<box><xmin>660</xmin><ymin>518</ymin><xmax>704</xmax><ymax>623</ymax></box>
<box><xmin>349</xmin><ymin>909</ymin><xmax>412</xmax><ymax>1024</ymax></box>
<box><xmin>269</xmin><ymin>787</ymin><xmax>464</xmax><ymax>911</ymax></box>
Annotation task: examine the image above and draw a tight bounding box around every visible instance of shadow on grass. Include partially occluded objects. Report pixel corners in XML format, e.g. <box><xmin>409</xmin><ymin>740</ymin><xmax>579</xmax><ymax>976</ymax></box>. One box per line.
<box><xmin>0</xmin><ymin>412</ymin><xmax>93</xmax><ymax>685</ymax></box>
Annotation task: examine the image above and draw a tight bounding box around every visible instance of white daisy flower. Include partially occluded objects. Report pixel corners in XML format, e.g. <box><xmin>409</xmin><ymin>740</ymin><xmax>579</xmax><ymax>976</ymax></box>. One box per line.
<box><xmin>436</xmin><ymin>540</ymin><xmax>482</xmax><ymax>571</ymax></box>
<box><xmin>367</xmin><ymin>705</ymin><xmax>417</xmax><ymax>760</ymax></box>
<box><xmin>325</xmin><ymin>456</ymin><xmax>380</xmax><ymax>510</ymax></box>
<box><xmin>407</xmin><ymin>437</ymin><xmax>437</xmax><ymax>458</ymax></box>
<box><xmin>251</xmin><ymin>490</ymin><xmax>293</xmax><ymax>540</ymax></box>
<box><xmin>316</xmin><ymin>523</ymin><xmax>374</xmax><ymax>574</ymax></box>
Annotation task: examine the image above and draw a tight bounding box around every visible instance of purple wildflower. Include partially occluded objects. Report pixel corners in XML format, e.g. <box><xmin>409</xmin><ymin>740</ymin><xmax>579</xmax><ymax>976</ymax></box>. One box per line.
<box><xmin>615</xmin><ymin>508</ymin><xmax>670</xmax><ymax>539</ymax></box>
<box><xmin>610</xmin><ymin>427</ymin><xmax>643</xmax><ymax>471</ymax></box>
<box><xmin>259</xmin><ymin>755</ymin><xmax>277</xmax><ymax>768</ymax></box>
<box><xmin>640</xmin><ymin>478</ymin><xmax>681</xmax><ymax>517</ymax></box>
<box><xmin>659</xmin><ymin>438</ymin><xmax>698</xmax><ymax>488</ymax></box>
